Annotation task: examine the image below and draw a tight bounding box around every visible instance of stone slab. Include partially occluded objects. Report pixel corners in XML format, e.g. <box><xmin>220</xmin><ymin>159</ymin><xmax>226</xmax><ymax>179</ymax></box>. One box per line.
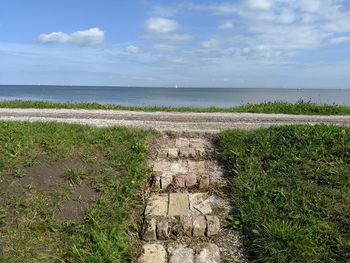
<box><xmin>168</xmin><ymin>245</ymin><xmax>194</xmax><ymax>263</ymax></box>
<box><xmin>139</xmin><ymin>244</ymin><xmax>167</xmax><ymax>263</ymax></box>
<box><xmin>145</xmin><ymin>194</ymin><xmax>169</xmax><ymax>216</ymax></box>
<box><xmin>168</xmin><ymin>193</ymin><xmax>190</xmax><ymax>216</ymax></box>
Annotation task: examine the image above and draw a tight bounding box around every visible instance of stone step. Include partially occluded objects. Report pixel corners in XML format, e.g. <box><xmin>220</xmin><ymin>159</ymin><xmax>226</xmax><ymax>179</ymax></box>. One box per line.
<box><xmin>152</xmin><ymin>160</ymin><xmax>218</xmax><ymax>190</ymax></box>
<box><xmin>144</xmin><ymin>193</ymin><xmax>214</xmax><ymax>218</ymax></box>
<box><xmin>138</xmin><ymin>243</ymin><xmax>220</xmax><ymax>263</ymax></box>
<box><xmin>142</xmin><ymin>215</ymin><xmax>220</xmax><ymax>241</ymax></box>
<box><xmin>158</xmin><ymin>138</ymin><xmax>210</xmax><ymax>159</ymax></box>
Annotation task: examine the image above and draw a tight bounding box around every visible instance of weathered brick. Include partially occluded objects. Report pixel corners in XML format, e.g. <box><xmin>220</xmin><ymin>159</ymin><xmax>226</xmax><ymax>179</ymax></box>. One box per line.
<box><xmin>181</xmin><ymin>215</ymin><xmax>193</xmax><ymax>236</ymax></box>
<box><xmin>167</xmin><ymin>148</ymin><xmax>178</xmax><ymax>158</ymax></box>
<box><xmin>176</xmin><ymin>138</ymin><xmax>189</xmax><ymax>148</ymax></box>
<box><xmin>168</xmin><ymin>245</ymin><xmax>194</xmax><ymax>263</ymax></box>
<box><xmin>174</xmin><ymin>173</ymin><xmax>186</xmax><ymax>188</ymax></box>
<box><xmin>168</xmin><ymin>193</ymin><xmax>190</xmax><ymax>216</ymax></box>
<box><xmin>143</xmin><ymin>217</ymin><xmax>157</xmax><ymax>241</ymax></box>
<box><xmin>206</xmin><ymin>215</ymin><xmax>220</xmax><ymax>237</ymax></box>
<box><xmin>193</xmin><ymin>216</ymin><xmax>206</xmax><ymax>237</ymax></box>
<box><xmin>195</xmin><ymin>243</ymin><xmax>220</xmax><ymax>263</ymax></box>
<box><xmin>186</xmin><ymin>172</ymin><xmax>198</xmax><ymax>187</ymax></box>
<box><xmin>156</xmin><ymin>216</ymin><xmax>169</xmax><ymax>240</ymax></box>
<box><xmin>139</xmin><ymin>244</ymin><xmax>167</xmax><ymax>263</ymax></box>
<box><xmin>189</xmin><ymin>138</ymin><xmax>207</xmax><ymax>148</ymax></box>
<box><xmin>199</xmin><ymin>175</ymin><xmax>210</xmax><ymax>190</ymax></box>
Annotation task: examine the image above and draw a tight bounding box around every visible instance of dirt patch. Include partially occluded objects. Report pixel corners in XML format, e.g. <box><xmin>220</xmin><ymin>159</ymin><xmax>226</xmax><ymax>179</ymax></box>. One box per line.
<box><xmin>20</xmin><ymin>157</ymin><xmax>82</xmax><ymax>192</ymax></box>
<box><xmin>0</xmin><ymin>155</ymin><xmax>104</xmax><ymax>226</ymax></box>
<box><xmin>56</xmin><ymin>181</ymin><xmax>99</xmax><ymax>222</ymax></box>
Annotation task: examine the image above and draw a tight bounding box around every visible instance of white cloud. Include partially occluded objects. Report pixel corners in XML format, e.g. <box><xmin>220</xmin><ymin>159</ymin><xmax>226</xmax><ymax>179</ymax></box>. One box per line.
<box><xmin>143</xmin><ymin>33</ymin><xmax>193</xmax><ymax>42</ymax></box>
<box><xmin>202</xmin><ymin>39</ymin><xmax>220</xmax><ymax>49</ymax></box>
<box><xmin>240</xmin><ymin>45</ymin><xmax>281</xmax><ymax>58</ymax></box>
<box><xmin>145</xmin><ymin>17</ymin><xmax>179</xmax><ymax>33</ymax></box>
<box><xmin>245</xmin><ymin>0</ymin><xmax>275</xmax><ymax>10</ymax></box>
<box><xmin>153</xmin><ymin>44</ymin><xmax>176</xmax><ymax>51</ymax></box>
<box><xmin>169</xmin><ymin>57</ymin><xmax>186</xmax><ymax>64</ymax></box>
<box><xmin>38</xmin><ymin>28</ymin><xmax>104</xmax><ymax>46</ymax></box>
<box><xmin>125</xmin><ymin>45</ymin><xmax>139</xmax><ymax>54</ymax></box>
<box><xmin>330</xmin><ymin>36</ymin><xmax>350</xmax><ymax>45</ymax></box>
<box><xmin>218</xmin><ymin>20</ymin><xmax>234</xmax><ymax>30</ymax></box>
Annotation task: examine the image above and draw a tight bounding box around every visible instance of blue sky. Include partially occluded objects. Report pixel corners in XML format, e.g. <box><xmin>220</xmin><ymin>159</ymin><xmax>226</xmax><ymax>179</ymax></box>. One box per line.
<box><xmin>0</xmin><ymin>0</ymin><xmax>350</xmax><ymax>88</ymax></box>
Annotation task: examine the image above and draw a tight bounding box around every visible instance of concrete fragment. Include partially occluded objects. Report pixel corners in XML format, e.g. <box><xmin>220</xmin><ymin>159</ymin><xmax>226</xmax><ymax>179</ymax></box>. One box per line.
<box><xmin>195</xmin><ymin>243</ymin><xmax>220</xmax><ymax>263</ymax></box>
<box><xmin>168</xmin><ymin>193</ymin><xmax>190</xmax><ymax>216</ymax></box>
<box><xmin>160</xmin><ymin>174</ymin><xmax>173</xmax><ymax>189</ymax></box>
<box><xmin>189</xmin><ymin>193</ymin><xmax>212</xmax><ymax>215</ymax></box>
<box><xmin>168</xmin><ymin>245</ymin><xmax>194</xmax><ymax>263</ymax></box>
<box><xmin>193</xmin><ymin>216</ymin><xmax>206</xmax><ymax>237</ymax></box>
<box><xmin>206</xmin><ymin>215</ymin><xmax>220</xmax><ymax>237</ymax></box>
<box><xmin>145</xmin><ymin>194</ymin><xmax>168</xmax><ymax>216</ymax></box>
<box><xmin>156</xmin><ymin>216</ymin><xmax>169</xmax><ymax>240</ymax></box>
<box><xmin>139</xmin><ymin>244</ymin><xmax>167</xmax><ymax>263</ymax></box>
<box><xmin>143</xmin><ymin>217</ymin><xmax>157</xmax><ymax>241</ymax></box>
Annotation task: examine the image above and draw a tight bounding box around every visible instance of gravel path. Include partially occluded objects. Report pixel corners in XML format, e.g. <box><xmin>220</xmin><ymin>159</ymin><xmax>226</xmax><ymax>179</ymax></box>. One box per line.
<box><xmin>0</xmin><ymin>108</ymin><xmax>349</xmax><ymax>132</ymax></box>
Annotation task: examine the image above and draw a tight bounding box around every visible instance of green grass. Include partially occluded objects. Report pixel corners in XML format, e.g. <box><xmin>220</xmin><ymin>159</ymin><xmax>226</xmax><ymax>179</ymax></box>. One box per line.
<box><xmin>2</xmin><ymin>99</ymin><xmax>350</xmax><ymax>115</ymax></box>
<box><xmin>0</xmin><ymin>121</ymin><xmax>156</xmax><ymax>262</ymax></box>
<box><xmin>216</xmin><ymin>125</ymin><xmax>350</xmax><ymax>263</ymax></box>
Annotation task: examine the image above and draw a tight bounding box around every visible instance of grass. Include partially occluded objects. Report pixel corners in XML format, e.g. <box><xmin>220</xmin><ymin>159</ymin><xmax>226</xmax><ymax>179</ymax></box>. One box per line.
<box><xmin>2</xmin><ymin>99</ymin><xmax>350</xmax><ymax>115</ymax></box>
<box><xmin>62</xmin><ymin>168</ymin><xmax>88</xmax><ymax>184</ymax></box>
<box><xmin>215</xmin><ymin>125</ymin><xmax>350</xmax><ymax>263</ymax></box>
<box><xmin>0</xmin><ymin>121</ymin><xmax>156</xmax><ymax>262</ymax></box>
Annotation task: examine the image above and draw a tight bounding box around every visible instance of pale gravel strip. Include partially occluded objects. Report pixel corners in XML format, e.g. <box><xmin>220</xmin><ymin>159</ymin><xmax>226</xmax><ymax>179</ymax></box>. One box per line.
<box><xmin>0</xmin><ymin>108</ymin><xmax>349</xmax><ymax>132</ymax></box>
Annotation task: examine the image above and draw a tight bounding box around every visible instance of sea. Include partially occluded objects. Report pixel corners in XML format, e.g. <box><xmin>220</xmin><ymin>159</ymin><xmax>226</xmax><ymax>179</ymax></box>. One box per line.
<box><xmin>1</xmin><ymin>85</ymin><xmax>350</xmax><ymax>108</ymax></box>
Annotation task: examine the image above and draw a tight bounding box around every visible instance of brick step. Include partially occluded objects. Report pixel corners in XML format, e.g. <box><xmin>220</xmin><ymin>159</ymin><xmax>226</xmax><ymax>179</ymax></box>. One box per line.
<box><xmin>152</xmin><ymin>160</ymin><xmax>220</xmax><ymax>190</ymax></box>
<box><xmin>157</xmin><ymin>137</ymin><xmax>211</xmax><ymax>159</ymax></box>
<box><xmin>145</xmin><ymin>193</ymin><xmax>214</xmax><ymax>217</ymax></box>
<box><xmin>139</xmin><ymin>243</ymin><xmax>220</xmax><ymax>263</ymax></box>
<box><xmin>142</xmin><ymin>215</ymin><xmax>220</xmax><ymax>241</ymax></box>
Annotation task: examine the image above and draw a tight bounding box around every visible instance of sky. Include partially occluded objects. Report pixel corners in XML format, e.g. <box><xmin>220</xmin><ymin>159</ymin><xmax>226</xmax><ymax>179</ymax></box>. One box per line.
<box><xmin>0</xmin><ymin>0</ymin><xmax>350</xmax><ymax>88</ymax></box>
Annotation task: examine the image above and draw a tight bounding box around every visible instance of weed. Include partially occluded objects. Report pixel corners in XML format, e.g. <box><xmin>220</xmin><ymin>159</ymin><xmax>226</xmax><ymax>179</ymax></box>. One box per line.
<box><xmin>62</xmin><ymin>167</ymin><xmax>88</xmax><ymax>184</ymax></box>
<box><xmin>13</xmin><ymin>168</ymin><xmax>26</xmax><ymax>178</ymax></box>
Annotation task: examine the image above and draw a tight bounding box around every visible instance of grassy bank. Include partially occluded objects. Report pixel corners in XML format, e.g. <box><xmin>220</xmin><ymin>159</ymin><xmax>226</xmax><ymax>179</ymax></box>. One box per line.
<box><xmin>1</xmin><ymin>100</ymin><xmax>350</xmax><ymax>115</ymax></box>
<box><xmin>216</xmin><ymin>125</ymin><xmax>350</xmax><ymax>262</ymax></box>
<box><xmin>0</xmin><ymin>121</ymin><xmax>156</xmax><ymax>262</ymax></box>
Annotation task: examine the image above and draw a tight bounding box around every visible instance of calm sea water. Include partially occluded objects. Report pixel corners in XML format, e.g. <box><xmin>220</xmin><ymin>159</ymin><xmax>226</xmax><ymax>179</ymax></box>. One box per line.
<box><xmin>1</xmin><ymin>85</ymin><xmax>350</xmax><ymax>108</ymax></box>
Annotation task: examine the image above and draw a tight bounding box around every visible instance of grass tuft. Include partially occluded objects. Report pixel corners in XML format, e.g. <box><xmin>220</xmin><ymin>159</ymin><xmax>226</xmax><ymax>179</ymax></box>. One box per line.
<box><xmin>62</xmin><ymin>168</ymin><xmax>88</xmax><ymax>184</ymax></box>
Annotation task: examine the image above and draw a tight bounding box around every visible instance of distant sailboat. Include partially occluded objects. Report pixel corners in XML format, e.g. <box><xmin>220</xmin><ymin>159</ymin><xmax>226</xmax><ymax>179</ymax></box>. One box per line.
<box><xmin>175</xmin><ymin>84</ymin><xmax>178</xmax><ymax>89</ymax></box>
